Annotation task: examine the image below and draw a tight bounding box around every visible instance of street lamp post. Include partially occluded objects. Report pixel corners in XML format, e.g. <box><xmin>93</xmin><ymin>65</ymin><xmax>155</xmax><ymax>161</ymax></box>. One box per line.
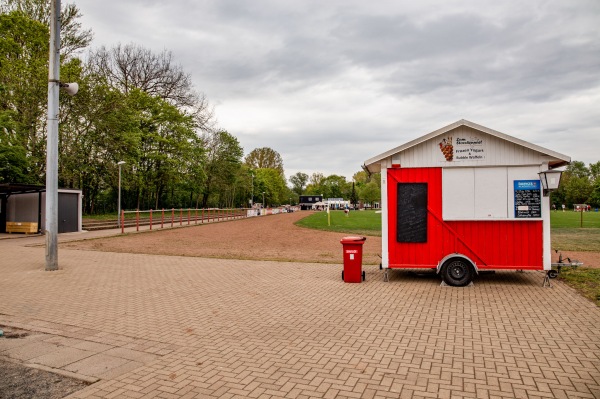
<box><xmin>45</xmin><ymin>0</ymin><xmax>61</xmax><ymax>271</ymax></box>
<box><xmin>117</xmin><ymin>161</ymin><xmax>126</xmax><ymax>228</ymax></box>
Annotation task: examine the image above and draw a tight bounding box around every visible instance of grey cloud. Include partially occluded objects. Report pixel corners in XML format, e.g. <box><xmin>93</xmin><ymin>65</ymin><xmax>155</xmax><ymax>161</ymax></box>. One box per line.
<box><xmin>76</xmin><ymin>0</ymin><xmax>600</xmax><ymax>176</ymax></box>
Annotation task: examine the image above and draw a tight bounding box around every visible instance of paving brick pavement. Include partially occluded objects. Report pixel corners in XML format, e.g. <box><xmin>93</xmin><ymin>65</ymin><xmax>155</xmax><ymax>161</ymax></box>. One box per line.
<box><xmin>0</xmin><ymin>234</ymin><xmax>599</xmax><ymax>398</ymax></box>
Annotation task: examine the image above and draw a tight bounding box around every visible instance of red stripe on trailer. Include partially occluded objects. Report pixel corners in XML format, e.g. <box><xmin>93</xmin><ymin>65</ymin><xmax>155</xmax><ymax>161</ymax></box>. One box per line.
<box><xmin>445</xmin><ymin>220</ymin><xmax>542</xmax><ymax>269</ymax></box>
<box><xmin>387</xmin><ymin>167</ymin><xmax>543</xmax><ymax>270</ymax></box>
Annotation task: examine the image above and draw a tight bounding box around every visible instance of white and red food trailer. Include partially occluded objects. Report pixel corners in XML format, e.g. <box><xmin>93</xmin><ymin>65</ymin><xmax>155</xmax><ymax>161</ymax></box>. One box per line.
<box><xmin>363</xmin><ymin>120</ymin><xmax>570</xmax><ymax>286</ymax></box>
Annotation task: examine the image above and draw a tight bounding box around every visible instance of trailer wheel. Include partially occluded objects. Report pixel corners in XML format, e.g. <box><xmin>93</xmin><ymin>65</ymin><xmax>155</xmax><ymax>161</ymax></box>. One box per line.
<box><xmin>441</xmin><ymin>258</ymin><xmax>474</xmax><ymax>287</ymax></box>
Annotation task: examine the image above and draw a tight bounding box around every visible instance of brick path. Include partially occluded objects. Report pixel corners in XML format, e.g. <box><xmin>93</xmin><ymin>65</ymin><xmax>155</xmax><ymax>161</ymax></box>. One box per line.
<box><xmin>1</xmin><ymin>234</ymin><xmax>599</xmax><ymax>398</ymax></box>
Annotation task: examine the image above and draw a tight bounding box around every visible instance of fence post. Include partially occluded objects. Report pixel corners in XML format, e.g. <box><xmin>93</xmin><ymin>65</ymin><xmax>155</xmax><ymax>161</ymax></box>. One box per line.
<box><xmin>188</xmin><ymin>208</ymin><xmax>190</xmax><ymax>225</ymax></box>
<box><xmin>121</xmin><ymin>210</ymin><xmax>125</xmax><ymax>234</ymax></box>
<box><xmin>150</xmin><ymin>209</ymin><xmax>153</xmax><ymax>230</ymax></box>
<box><xmin>171</xmin><ymin>208</ymin><xmax>174</xmax><ymax>228</ymax></box>
<box><xmin>136</xmin><ymin>209</ymin><xmax>139</xmax><ymax>231</ymax></box>
<box><xmin>180</xmin><ymin>208</ymin><xmax>183</xmax><ymax>226</ymax></box>
<box><xmin>161</xmin><ymin>208</ymin><xmax>164</xmax><ymax>229</ymax></box>
<box><xmin>195</xmin><ymin>208</ymin><xmax>198</xmax><ymax>224</ymax></box>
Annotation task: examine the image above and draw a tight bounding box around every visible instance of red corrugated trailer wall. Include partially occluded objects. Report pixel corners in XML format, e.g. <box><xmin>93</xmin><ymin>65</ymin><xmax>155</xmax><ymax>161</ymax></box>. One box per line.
<box><xmin>387</xmin><ymin>167</ymin><xmax>543</xmax><ymax>270</ymax></box>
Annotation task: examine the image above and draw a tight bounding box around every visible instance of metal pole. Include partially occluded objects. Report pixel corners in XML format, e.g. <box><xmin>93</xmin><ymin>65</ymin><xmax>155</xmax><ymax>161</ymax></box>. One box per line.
<box><xmin>117</xmin><ymin>161</ymin><xmax>125</xmax><ymax>228</ymax></box>
<box><xmin>45</xmin><ymin>0</ymin><xmax>60</xmax><ymax>271</ymax></box>
<box><xmin>118</xmin><ymin>163</ymin><xmax>122</xmax><ymax>228</ymax></box>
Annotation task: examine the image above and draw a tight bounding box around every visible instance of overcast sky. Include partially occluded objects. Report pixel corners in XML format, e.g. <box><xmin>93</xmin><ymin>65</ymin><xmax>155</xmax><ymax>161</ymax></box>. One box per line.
<box><xmin>75</xmin><ymin>0</ymin><xmax>600</xmax><ymax>181</ymax></box>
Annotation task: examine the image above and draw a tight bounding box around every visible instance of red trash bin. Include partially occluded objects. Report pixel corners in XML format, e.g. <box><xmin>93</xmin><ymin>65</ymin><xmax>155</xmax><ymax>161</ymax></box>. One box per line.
<box><xmin>340</xmin><ymin>236</ymin><xmax>367</xmax><ymax>283</ymax></box>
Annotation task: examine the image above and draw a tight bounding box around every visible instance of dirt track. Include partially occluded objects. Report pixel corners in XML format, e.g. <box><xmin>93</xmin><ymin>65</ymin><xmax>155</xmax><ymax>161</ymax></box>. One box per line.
<box><xmin>66</xmin><ymin>212</ymin><xmax>383</xmax><ymax>265</ymax></box>
<box><xmin>66</xmin><ymin>211</ymin><xmax>599</xmax><ymax>268</ymax></box>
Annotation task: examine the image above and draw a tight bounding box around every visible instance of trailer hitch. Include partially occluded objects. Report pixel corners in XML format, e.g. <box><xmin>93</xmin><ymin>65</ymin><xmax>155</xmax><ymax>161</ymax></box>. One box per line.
<box><xmin>543</xmin><ymin>250</ymin><xmax>583</xmax><ymax>287</ymax></box>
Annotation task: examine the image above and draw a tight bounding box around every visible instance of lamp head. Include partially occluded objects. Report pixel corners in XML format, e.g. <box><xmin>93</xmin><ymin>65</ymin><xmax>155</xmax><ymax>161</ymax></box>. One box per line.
<box><xmin>538</xmin><ymin>169</ymin><xmax>563</xmax><ymax>196</ymax></box>
<box><xmin>60</xmin><ymin>82</ymin><xmax>79</xmax><ymax>96</ymax></box>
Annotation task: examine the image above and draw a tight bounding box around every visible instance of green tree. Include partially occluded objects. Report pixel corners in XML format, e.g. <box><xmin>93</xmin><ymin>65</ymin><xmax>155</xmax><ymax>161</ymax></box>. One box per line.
<box><xmin>589</xmin><ymin>161</ymin><xmax>600</xmax><ymax>183</ymax></box>
<box><xmin>349</xmin><ymin>182</ymin><xmax>358</xmax><ymax>207</ymax></box>
<box><xmin>587</xmin><ymin>180</ymin><xmax>600</xmax><ymax>208</ymax></box>
<box><xmin>1</xmin><ymin>0</ymin><xmax>93</xmax><ymax>57</ymax></box>
<box><xmin>255</xmin><ymin>168</ymin><xmax>288</xmax><ymax>206</ymax></box>
<box><xmin>289</xmin><ymin>172</ymin><xmax>308</xmax><ymax>195</ymax></box>
<box><xmin>245</xmin><ymin>147</ymin><xmax>284</xmax><ymax>176</ymax></box>
<box><xmin>0</xmin><ymin>10</ymin><xmax>49</xmax><ymax>183</ymax></box>
<box><xmin>554</xmin><ymin>161</ymin><xmax>592</xmax><ymax>208</ymax></box>
<box><xmin>305</xmin><ymin>172</ymin><xmax>325</xmax><ymax>195</ymax></box>
<box><xmin>322</xmin><ymin>174</ymin><xmax>350</xmax><ymax>199</ymax></box>
<box><xmin>564</xmin><ymin>176</ymin><xmax>592</xmax><ymax>206</ymax></box>
<box><xmin>200</xmin><ymin>130</ymin><xmax>243</xmax><ymax>208</ymax></box>
<box><xmin>360</xmin><ymin>181</ymin><xmax>380</xmax><ymax>206</ymax></box>
<box><xmin>566</xmin><ymin>161</ymin><xmax>589</xmax><ymax>179</ymax></box>
<box><xmin>352</xmin><ymin>171</ymin><xmax>369</xmax><ymax>185</ymax></box>
<box><xmin>126</xmin><ymin>90</ymin><xmax>197</xmax><ymax>210</ymax></box>
<box><xmin>0</xmin><ymin>109</ymin><xmax>32</xmax><ymax>183</ymax></box>
<box><xmin>88</xmin><ymin>43</ymin><xmax>214</xmax><ymax>132</ymax></box>
<box><xmin>54</xmin><ymin>58</ymin><xmax>140</xmax><ymax>213</ymax></box>
<box><xmin>353</xmin><ymin>171</ymin><xmax>381</xmax><ymax>207</ymax></box>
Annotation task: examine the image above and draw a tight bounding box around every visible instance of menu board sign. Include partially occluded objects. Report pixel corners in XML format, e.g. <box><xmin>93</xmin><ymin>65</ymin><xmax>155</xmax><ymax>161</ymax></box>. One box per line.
<box><xmin>514</xmin><ymin>180</ymin><xmax>541</xmax><ymax>218</ymax></box>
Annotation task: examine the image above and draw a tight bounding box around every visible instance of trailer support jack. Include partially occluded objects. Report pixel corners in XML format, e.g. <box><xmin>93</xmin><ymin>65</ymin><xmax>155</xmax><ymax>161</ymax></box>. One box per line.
<box><xmin>542</xmin><ymin>271</ymin><xmax>553</xmax><ymax>288</ymax></box>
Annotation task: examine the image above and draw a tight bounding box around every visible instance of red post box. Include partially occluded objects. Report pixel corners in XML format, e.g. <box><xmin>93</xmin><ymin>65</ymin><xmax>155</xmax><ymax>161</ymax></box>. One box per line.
<box><xmin>340</xmin><ymin>236</ymin><xmax>367</xmax><ymax>283</ymax></box>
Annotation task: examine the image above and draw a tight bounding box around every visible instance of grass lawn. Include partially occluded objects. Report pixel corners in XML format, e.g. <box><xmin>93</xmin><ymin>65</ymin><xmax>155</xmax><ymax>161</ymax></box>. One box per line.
<box><xmin>550</xmin><ymin>212</ymin><xmax>600</xmax><ymax>306</ymax></box>
<box><xmin>550</xmin><ymin>211</ymin><xmax>600</xmax><ymax>252</ymax></box>
<box><xmin>551</xmin><ymin>228</ymin><xmax>600</xmax><ymax>252</ymax></box>
<box><xmin>550</xmin><ymin>210</ymin><xmax>600</xmax><ymax>228</ymax></box>
<box><xmin>558</xmin><ymin>267</ymin><xmax>600</xmax><ymax>306</ymax></box>
<box><xmin>295</xmin><ymin>210</ymin><xmax>382</xmax><ymax>236</ymax></box>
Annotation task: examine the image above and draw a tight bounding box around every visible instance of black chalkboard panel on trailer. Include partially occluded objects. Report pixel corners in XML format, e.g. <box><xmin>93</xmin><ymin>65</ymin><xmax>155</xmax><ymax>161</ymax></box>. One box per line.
<box><xmin>396</xmin><ymin>183</ymin><xmax>427</xmax><ymax>243</ymax></box>
<box><xmin>514</xmin><ymin>180</ymin><xmax>541</xmax><ymax>218</ymax></box>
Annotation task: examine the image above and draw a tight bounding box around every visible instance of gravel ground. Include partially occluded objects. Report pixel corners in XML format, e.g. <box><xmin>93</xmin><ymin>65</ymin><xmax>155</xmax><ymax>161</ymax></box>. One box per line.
<box><xmin>65</xmin><ymin>211</ymin><xmax>384</xmax><ymax>265</ymax></box>
<box><xmin>0</xmin><ymin>326</ymin><xmax>88</xmax><ymax>399</ymax></box>
<box><xmin>0</xmin><ymin>359</ymin><xmax>88</xmax><ymax>399</ymax></box>
<box><xmin>66</xmin><ymin>211</ymin><xmax>599</xmax><ymax>268</ymax></box>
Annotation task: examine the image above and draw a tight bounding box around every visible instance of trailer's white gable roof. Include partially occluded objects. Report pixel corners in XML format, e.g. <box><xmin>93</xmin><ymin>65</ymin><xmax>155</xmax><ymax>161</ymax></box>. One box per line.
<box><xmin>364</xmin><ymin>119</ymin><xmax>571</xmax><ymax>173</ymax></box>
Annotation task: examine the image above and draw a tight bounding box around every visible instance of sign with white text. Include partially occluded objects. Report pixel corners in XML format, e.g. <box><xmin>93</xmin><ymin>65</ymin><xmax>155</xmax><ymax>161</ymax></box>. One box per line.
<box><xmin>514</xmin><ymin>180</ymin><xmax>541</xmax><ymax>218</ymax></box>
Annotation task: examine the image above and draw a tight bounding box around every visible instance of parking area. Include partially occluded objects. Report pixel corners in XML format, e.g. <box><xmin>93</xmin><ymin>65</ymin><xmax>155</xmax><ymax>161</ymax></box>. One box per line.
<box><xmin>1</xmin><ymin>228</ymin><xmax>599</xmax><ymax>398</ymax></box>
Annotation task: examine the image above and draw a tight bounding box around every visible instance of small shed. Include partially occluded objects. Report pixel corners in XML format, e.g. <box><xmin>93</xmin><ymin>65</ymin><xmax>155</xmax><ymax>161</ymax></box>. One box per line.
<box><xmin>363</xmin><ymin>119</ymin><xmax>570</xmax><ymax>286</ymax></box>
<box><xmin>0</xmin><ymin>183</ymin><xmax>82</xmax><ymax>234</ymax></box>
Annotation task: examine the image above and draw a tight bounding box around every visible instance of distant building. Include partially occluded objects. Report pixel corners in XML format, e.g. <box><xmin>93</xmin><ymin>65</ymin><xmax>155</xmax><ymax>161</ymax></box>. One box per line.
<box><xmin>325</xmin><ymin>198</ymin><xmax>350</xmax><ymax>210</ymax></box>
<box><xmin>299</xmin><ymin>195</ymin><xmax>323</xmax><ymax>210</ymax></box>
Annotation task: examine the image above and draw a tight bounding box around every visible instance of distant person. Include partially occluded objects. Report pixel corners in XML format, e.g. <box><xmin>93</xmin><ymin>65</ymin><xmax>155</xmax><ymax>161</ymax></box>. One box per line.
<box><xmin>562</xmin><ymin>204</ymin><xmax>566</xmax><ymax>212</ymax></box>
<box><xmin>552</xmin><ymin>204</ymin><xmax>556</xmax><ymax>212</ymax></box>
